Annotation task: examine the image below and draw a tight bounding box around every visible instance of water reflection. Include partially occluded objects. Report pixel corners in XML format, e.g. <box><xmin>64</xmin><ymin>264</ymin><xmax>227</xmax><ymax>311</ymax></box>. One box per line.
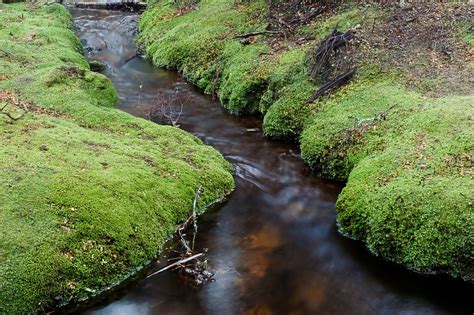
<box><xmin>71</xmin><ymin>8</ymin><xmax>474</xmax><ymax>315</ymax></box>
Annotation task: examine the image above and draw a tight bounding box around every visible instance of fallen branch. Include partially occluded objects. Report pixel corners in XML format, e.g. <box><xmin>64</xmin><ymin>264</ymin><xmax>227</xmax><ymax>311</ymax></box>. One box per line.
<box><xmin>146</xmin><ymin>253</ymin><xmax>204</xmax><ymax>278</ymax></box>
<box><xmin>306</xmin><ymin>68</ymin><xmax>355</xmax><ymax>103</ymax></box>
<box><xmin>233</xmin><ymin>30</ymin><xmax>283</xmax><ymax>39</ymax></box>
<box><xmin>0</xmin><ymin>48</ymin><xmax>16</xmax><ymax>60</ymax></box>
<box><xmin>348</xmin><ymin>104</ymin><xmax>397</xmax><ymax>127</ymax></box>
<box><xmin>148</xmin><ymin>185</ymin><xmax>213</xmax><ymax>285</ymax></box>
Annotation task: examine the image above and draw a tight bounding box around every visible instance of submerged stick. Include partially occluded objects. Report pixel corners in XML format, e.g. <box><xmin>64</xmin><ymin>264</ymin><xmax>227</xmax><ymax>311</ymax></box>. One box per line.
<box><xmin>147</xmin><ymin>253</ymin><xmax>204</xmax><ymax>278</ymax></box>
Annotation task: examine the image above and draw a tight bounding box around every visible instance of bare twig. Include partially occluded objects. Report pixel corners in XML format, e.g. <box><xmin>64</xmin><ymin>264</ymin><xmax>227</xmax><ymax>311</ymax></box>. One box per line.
<box><xmin>154</xmin><ymin>89</ymin><xmax>187</xmax><ymax>127</ymax></box>
<box><xmin>348</xmin><ymin>104</ymin><xmax>397</xmax><ymax>127</ymax></box>
<box><xmin>177</xmin><ymin>185</ymin><xmax>202</xmax><ymax>252</ymax></box>
<box><xmin>191</xmin><ymin>185</ymin><xmax>203</xmax><ymax>250</ymax></box>
<box><xmin>0</xmin><ymin>48</ymin><xmax>16</xmax><ymax>60</ymax></box>
<box><xmin>147</xmin><ymin>253</ymin><xmax>204</xmax><ymax>278</ymax></box>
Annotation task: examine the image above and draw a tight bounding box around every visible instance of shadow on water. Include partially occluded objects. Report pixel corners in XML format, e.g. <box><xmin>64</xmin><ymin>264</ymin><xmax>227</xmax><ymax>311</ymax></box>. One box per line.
<box><xmin>70</xmin><ymin>8</ymin><xmax>473</xmax><ymax>315</ymax></box>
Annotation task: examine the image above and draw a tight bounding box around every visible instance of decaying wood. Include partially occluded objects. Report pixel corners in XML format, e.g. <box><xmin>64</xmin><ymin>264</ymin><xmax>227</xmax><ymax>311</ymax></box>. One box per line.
<box><xmin>306</xmin><ymin>68</ymin><xmax>355</xmax><ymax>103</ymax></box>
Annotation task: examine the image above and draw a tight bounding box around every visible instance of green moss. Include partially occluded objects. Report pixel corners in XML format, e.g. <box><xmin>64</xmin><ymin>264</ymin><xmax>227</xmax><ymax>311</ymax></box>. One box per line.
<box><xmin>458</xmin><ymin>22</ymin><xmax>474</xmax><ymax>47</ymax></box>
<box><xmin>0</xmin><ymin>4</ymin><xmax>234</xmax><ymax>314</ymax></box>
<box><xmin>300</xmin><ymin>76</ymin><xmax>424</xmax><ymax>180</ymax></box>
<box><xmin>263</xmin><ymin>79</ymin><xmax>313</xmax><ymax>139</ymax></box>
<box><xmin>138</xmin><ymin>0</ymin><xmax>269</xmax><ymax>114</ymax></box>
<box><xmin>298</xmin><ymin>5</ymin><xmax>378</xmax><ymax>40</ymax></box>
<box><xmin>336</xmin><ymin>96</ymin><xmax>473</xmax><ymax>280</ymax></box>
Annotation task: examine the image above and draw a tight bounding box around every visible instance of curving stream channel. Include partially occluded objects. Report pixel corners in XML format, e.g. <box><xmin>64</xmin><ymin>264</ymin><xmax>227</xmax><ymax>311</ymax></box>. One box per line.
<box><xmin>71</xmin><ymin>8</ymin><xmax>473</xmax><ymax>315</ymax></box>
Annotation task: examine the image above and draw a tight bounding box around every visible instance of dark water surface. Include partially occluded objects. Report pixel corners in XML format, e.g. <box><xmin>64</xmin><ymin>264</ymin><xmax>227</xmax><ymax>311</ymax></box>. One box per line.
<box><xmin>71</xmin><ymin>9</ymin><xmax>473</xmax><ymax>315</ymax></box>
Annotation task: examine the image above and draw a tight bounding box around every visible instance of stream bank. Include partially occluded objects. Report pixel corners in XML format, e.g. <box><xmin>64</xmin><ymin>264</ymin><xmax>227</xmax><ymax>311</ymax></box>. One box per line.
<box><xmin>0</xmin><ymin>4</ymin><xmax>233</xmax><ymax>314</ymax></box>
<box><xmin>138</xmin><ymin>0</ymin><xmax>474</xmax><ymax>282</ymax></box>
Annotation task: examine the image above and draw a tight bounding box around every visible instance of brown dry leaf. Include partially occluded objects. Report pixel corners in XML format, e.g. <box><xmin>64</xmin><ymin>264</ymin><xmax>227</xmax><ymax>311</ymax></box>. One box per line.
<box><xmin>63</xmin><ymin>251</ymin><xmax>74</xmax><ymax>259</ymax></box>
<box><xmin>66</xmin><ymin>280</ymin><xmax>77</xmax><ymax>289</ymax></box>
<box><xmin>22</xmin><ymin>33</ymin><xmax>37</xmax><ymax>42</ymax></box>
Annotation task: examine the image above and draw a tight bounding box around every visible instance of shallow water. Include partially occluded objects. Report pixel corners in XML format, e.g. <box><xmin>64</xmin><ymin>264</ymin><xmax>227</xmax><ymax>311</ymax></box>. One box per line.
<box><xmin>71</xmin><ymin>8</ymin><xmax>473</xmax><ymax>315</ymax></box>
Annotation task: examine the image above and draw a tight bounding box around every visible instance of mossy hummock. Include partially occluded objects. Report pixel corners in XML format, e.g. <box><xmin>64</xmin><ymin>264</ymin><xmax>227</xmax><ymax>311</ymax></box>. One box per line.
<box><xmin>0</xmin><ymin>3</ymin><xmax>234</xmax><ymax>314</ymax></box>
<box><xmin>138</xmin><ymin>0</ymin><xmax>473</xmax><ymax>282</ymax></box>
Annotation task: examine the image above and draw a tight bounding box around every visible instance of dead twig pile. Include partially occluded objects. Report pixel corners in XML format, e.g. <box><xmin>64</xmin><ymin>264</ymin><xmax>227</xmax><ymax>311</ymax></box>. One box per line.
<box><xmin>306</xmin><ymin>27</ymin><xmax>356</xmax><ymax>102</ymax></box>
<box><xmin>308</xmin><ymin>28</ymin><xmax>355</xmax><ymax>81</ymax></box>
<box><xmin>147</xmin><ymin>186</ymin><xmax>214</xmax><ymax>286</ymax></box>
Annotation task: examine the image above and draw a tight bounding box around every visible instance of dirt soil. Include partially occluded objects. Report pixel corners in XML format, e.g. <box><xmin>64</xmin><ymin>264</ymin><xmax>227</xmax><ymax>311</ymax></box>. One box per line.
<box><xmin>354</xmin><ymin>2</ymin><xmax>473</xmax><ymax>96</ymax></box>
<box><xmin>266</xmin><ymin>1</ymin><xmax>473</xmax><ymax>97</ymax></box>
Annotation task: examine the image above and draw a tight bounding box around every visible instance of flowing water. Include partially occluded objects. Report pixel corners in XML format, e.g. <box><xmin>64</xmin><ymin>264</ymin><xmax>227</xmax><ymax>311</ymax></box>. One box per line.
<box><xmin>71</xmin><ymin>8</ymin><xmax>473</xmax><ymax>315</ymax></box>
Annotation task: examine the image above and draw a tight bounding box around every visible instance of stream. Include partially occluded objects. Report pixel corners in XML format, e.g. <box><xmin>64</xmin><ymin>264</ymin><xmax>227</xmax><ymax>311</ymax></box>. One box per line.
<box><xmin>71</xmin><ymin>8</ymin><xmax>473</xmax><ymax>315</ymax></box>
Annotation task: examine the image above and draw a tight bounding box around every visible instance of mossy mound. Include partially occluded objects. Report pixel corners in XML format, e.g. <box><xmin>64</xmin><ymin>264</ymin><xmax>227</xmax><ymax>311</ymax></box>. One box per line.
<box><xmin>0</xmin><ymin>4</ymin><xmax>234</xmax><ymax>314</ymax></box>
<box><xmin>305</xmin><ymin>92</ymin><xmax>473</xmax><ymax>280</ymax></box>
<box><xmin>138</xmin><ymin>0</ymin><xmax>473</xmax><ymax>281</ymax></box>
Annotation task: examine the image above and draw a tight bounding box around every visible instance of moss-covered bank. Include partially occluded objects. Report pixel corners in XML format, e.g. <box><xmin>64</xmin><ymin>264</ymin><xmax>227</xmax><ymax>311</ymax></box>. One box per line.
<box><xmin>138</xmin><ymin>0</ymin><xmax>473</xmax><ymax>281</ymax></box>
<box><xmin>0</xmin><ymin>3</ymin><xmax>234</xmax><ymax>313</ymax></box>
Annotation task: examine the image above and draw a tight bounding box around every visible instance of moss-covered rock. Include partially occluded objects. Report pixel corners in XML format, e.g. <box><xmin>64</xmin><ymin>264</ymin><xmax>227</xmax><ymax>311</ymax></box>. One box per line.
<box><xmin>0</xmin><ymin>4</ymin><xmax>234</xmax><ymax>314</ymax></box>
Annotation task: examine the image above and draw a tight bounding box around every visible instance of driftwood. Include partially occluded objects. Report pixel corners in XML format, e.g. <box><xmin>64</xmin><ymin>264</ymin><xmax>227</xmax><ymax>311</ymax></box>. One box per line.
<box><xmin>306</xmin><ymin>68</ymin><xmax>355</xmax><ymax>103</ymax></box>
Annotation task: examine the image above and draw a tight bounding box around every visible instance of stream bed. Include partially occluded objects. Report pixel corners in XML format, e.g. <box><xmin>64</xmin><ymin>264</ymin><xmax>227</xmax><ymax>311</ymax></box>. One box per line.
<box><xmin>71</xmin><ymin>8</ymin><xmax>473</xmax><ymax>315</ymax></box>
